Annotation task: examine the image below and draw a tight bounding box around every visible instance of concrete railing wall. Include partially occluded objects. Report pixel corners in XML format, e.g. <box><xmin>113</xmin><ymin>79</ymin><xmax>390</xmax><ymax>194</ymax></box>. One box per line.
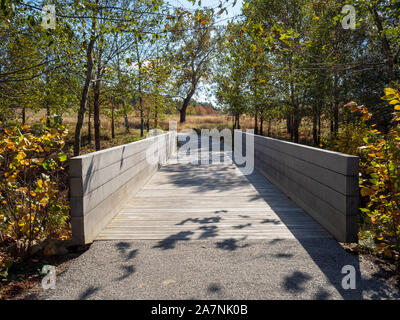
<box><xmin>235</xmin><ymin>131</ymin><xmax>359</xmax><ymax>242</ymax></box>
<box><xmin>69</xmin><ymin>131</ymin><xmax>177</xmax><ymax>244</ymax></box>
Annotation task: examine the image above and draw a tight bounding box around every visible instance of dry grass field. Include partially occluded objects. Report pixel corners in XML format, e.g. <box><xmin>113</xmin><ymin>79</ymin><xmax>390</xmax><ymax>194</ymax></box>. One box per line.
<box><xmin>11</xmin><ymin>108</ymin><xmax>332</xmax><ymax>153</ymax></box>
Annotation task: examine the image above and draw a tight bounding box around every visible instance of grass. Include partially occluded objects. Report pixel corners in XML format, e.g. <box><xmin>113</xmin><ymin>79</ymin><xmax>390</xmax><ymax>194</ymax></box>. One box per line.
<box><xmin>12</xmin><ymin>108</ymin><xmax>333</xmax><ymax>154</ymax></box>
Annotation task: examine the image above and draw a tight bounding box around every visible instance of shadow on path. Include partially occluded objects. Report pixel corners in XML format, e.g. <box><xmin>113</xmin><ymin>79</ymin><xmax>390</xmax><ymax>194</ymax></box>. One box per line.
<box><xmin>150</xmin><ymin>134</ymin><xmax>399</xmax><ymax>299</ymax></box>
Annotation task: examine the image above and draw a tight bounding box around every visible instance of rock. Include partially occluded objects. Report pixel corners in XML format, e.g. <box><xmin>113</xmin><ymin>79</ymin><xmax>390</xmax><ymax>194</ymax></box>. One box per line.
<box><xmin>42</xmin><ymin>239</ymin><xmax>72</xmax><ymax>256</ymax></box>
<box><xmin>56</xmin><ymin>246</ymin><xmax>68</xmax><ymax>256</ymax></box>
<box><xmin>30</xmin><ymin>243</ymin><xmax>43</xmax><ymax>256</ymax></box>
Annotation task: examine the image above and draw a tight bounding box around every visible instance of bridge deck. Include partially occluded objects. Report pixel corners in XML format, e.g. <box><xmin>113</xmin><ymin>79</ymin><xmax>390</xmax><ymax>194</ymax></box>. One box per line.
<box><xmin>97</xmin><ymin>148</ymin><xmax>330</xmax><ymax>241</ymax></box>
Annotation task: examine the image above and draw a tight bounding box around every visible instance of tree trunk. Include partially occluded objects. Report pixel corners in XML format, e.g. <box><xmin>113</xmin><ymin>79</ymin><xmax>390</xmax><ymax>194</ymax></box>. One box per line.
<box><xmin>135</xmin><ymin>37</ymin><xmax>144</xmax><ymax>136</ymax></box>
<box><xmin>179</xmin><ymin>91</ymin><xmax>195</xmax><ymax>123</ymax></box>
<box><xmin>330</xmin><ymin>102</ymin><xmax>334</xmax><ymax>135</ymax></box>
<box><xmin>121</xmin><ymin>101</ymin><xmax>129</xmax><ymax>134</ymax></box>
<box><xmin>73</xmin><ymin>2</ymin><xmax>98</xmax><ymax>156</ymax></box>
<box><xmin>318</xmin><ymin>113</ymin><xmax>321</xmax><ymax>145</ymax></box>
<box><xmin>371</xmin><ymin>6</ymin><xmax>395</xmax><ymax>81</ymax></box>
<box><xmin>93</xmin><ymin>74</ymin><xmax>101</xmax><ymax>151</ymax></box>
<box><xmin>179</xmin><ymin>101</ymin><xmax>187</xmax><ymax>123</ymax></box>
<box><xmin>254</xmin><ymin>111</ymin><xmax>258</xmax><ymax>135</ymax></box>
<box><xmin>88</xmin><ymin>103</ymin><xmax>92</xmax><ymax>144</ymax></box>
<box><xmin>286</xmin><ymin>115</ymin><xmax>292</xmax><ymax>135</ymax></box>
<box><xmin>45</xmin><ymin>64</ymin><xmax>50</xmax><ymax>127</ymax></box>
<box><xmin>312</xmin><ymin>111</ymin><xmax>318</xmax><ymax>146</ymax></box>
<box><xmin>259</xmin><ymin>113</ymin><xmax>263</xmax><ymax>136</ymax></box>
<box><xmin>288</xmin><ymin>56</ymin><xmax>298</xmax><ymax>142</ymax></box>
<box><xmin>290</xmin><ymin>90</ymin><xmax>300</xmax><ymax>143</ymax></box>
<box><xmin>267</xmin><ymin>119</ymin><xmax>271</xmax><ymax>137</ymax></box>
<box><xmin>93</xmin><ymin>36</ymin><xmax>103</xmax><ymax>151</ymax></box>
<box><xmin>111</xmin><ymin>103</ymin><xmax>115</xmax><ymax>139</ymax></box>
<box><xmin>333</xmin><ymin>72</ymin><xmax>339</xmax><ymax>136</ymax></box>
<box><xmin>293</xmin><ymin>115</ymin><xmax>300</xmax><ymax>143</ymax></box>
<box><xmin>21</xmin><ymin>107</ymin><xmax>26</xmax><ymax>125</ymax></box>
<box><xmin>124</xmin><ymin>110</ymin><xmax>129</xmax><ymax>134</ymax></box>
<box><xmin>140</xmin><ymin>107</ymin><xmax>144</xmax><ymax>137</ymax></box>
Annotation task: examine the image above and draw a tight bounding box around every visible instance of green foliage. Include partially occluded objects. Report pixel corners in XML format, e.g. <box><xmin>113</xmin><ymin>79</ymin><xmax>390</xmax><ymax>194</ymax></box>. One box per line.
<box><xmin>329</xmin><ymin>121</ymin><xmax>370</xmax><ymax>156</ymax></box>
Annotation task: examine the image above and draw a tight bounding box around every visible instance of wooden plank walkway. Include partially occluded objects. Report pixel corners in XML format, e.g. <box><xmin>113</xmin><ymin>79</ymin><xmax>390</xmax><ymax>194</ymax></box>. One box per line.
<box><xmin>97</xmin><ymin>136</ymin><xmax>330</xmax><ymax>241</ymax></box>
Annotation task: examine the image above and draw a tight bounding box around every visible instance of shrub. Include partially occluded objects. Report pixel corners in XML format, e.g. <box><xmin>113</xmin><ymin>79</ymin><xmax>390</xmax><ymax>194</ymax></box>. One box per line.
<box><xmin>345</xmin><ymin>88</ymin><xmax>400</xmax><ymax>257</ymax></box>
<box><xmin>0</xmin><ymin>120</ymin><xmax>69</xmax><ymax>255</ymax></box>
<box><xmin>329</xmin><ymin>120</ymin><xmax>370</xmax><ymax>156</ymax></box>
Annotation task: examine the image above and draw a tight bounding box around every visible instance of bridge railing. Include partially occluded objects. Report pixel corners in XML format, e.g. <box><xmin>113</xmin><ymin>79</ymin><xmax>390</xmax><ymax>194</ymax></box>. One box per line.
<box><xmin>69</xmin><ymin>131</ymin><xmax>177</xmax><ymax>244</ymax></box>
<box><xmin>235</xmin><ymin>131</ymin><xmax>359</xmax><ymax>243</ymax></box>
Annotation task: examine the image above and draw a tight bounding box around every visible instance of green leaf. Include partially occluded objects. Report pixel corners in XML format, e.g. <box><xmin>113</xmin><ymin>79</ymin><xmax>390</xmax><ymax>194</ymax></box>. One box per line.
<box><xmin>42</xmin><ymin>160</ymin><xmax>50</xmax><ymax>170</ymax></box>
<box><xmin>58</xmin><ymin>152</ymin><xmax>67</xmax><ymax>162</ymax></box>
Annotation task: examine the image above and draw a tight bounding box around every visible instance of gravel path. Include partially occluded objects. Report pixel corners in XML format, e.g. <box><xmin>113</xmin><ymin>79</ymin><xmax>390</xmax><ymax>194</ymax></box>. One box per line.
<box><xmin>32</xmin><ymin>238</ymin><xmax>399</xmax><ymax>300</ymax></box>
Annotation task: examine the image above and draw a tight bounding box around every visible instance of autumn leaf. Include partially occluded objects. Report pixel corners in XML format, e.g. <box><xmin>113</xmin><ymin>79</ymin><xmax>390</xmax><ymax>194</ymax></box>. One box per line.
<box><xmin>344</xmin><ymin>101</ymin><xmax>357</xmax><ymax>107</ymax></box>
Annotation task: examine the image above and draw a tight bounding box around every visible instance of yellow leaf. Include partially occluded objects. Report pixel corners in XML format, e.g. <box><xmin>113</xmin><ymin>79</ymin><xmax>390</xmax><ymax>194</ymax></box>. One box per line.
<box><xmin>344</xmin><ymin>101</ymin><xmax>357</xmax><ymax>107</ymax></box>
<box><xmin>361</xmin><ymin>187</ymin><xmax>375</xmax><ymax>197</ymax></box>
<box><xmin>16</xmin><ymin>151</ymin><xmax>26</xmax><ymax>162</ymax></box>
<box><xmin>384</xmin><ymin>88</ymin><xmax>395</xmax><ymax>95</ymax></box>
<box><xmin>350</xmin><ymin>106</ymin><xmax>359</xmax><ymax>113</ymax></box>
<box><xmin>389</xmin><ymin>100</ymin><xmax>400</xmax><ymax>105</ymax></box>
<box><xmin>394</xmin><ymin>105</ymin><xmax>400</xmax><ymax>111</ymax></box>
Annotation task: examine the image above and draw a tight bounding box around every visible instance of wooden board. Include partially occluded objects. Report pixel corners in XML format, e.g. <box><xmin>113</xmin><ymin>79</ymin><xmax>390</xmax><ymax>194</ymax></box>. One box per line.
<box><xmin>97</xmin><ymin>145</ymin><xmax>331</xmax><ymax>241</ymax></box>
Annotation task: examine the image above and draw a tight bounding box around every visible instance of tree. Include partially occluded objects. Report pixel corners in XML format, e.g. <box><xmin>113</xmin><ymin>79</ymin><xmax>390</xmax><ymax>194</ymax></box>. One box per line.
<box><xmin>170</xmin><ymin>9</ymin><xmax>220</xmax><ymax>123</ymax></box>
<box><xmin>214</xmin><ymin>23</ymin><xmax>249</xmax><ymax>129</ymax></box>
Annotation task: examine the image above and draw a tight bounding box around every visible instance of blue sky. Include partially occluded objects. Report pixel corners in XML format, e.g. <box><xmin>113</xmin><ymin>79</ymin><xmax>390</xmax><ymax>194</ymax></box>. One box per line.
<box><xmin>168</xmin><ymin>0</ymin><xmax>243</xmax><ymax>23</ymax></box>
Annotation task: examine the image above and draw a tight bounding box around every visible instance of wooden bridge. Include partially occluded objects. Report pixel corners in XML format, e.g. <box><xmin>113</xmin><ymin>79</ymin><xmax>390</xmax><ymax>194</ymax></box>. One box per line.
<box><xmin>41</xmin><ymin>132</ymin><xmax>400</xmax><ymax>301</ymax></box>
<box><xmin>97</xmin><ymin>143</ymin><xmax>330</xmax><ymax>241</ymax></box>
<box><xmin>70</xmin><ymin>131</ymin><xmax>359</xmax><ymax>245</ymax></box>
